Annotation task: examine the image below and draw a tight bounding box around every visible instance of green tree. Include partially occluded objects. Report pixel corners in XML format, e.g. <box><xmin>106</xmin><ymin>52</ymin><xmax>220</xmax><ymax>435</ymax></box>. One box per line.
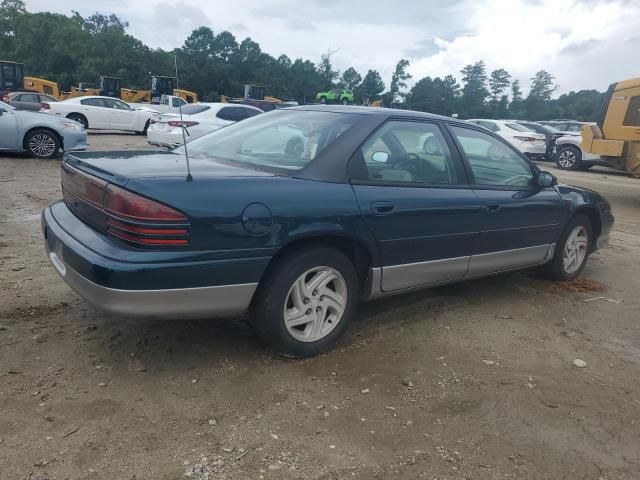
<box><xmin>489</xmin><ymin>68</ymin><xmax>511</xmax><ymax>101</ymax></box>
<box><xmin>356</xmin><ymin>69</ymin><xmax>385</xmax><ymax>104</ymax></box>
<box><xmin>460</xmin><ymin>61</ymin><xmax>489</xmax><ymax>117</ymax></box>
<box><xmin>317</xmin><ymin>49</ymin><xmax>338</xmax><ymax>88</ymax></box>
<box><xmin>524</xmin><ymin>70</ymin><xmax>557</xmax><ymax>119</ymax></box>
<box><xmin>340</xmin><ymin>67</ymin><xmax>361</xmax><ymax>90</ymax></box>
<box><xmin>509</xmin><ymin>79</ymin><xmax>524</xmax><ymax>118</ymax></box>
<box><xmin>388</xmin><ymin>58</ymin><xmax>412</xmax><ymax>103</ymax></box>
<box><xmin>406</xmin><ymin>74</ymin><xmax>460</xmax><ymax>116</ymax></box>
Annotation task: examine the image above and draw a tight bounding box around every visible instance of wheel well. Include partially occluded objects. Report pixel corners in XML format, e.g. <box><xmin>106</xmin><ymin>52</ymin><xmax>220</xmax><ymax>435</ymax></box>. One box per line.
<box><xmin>66</xmin><ymin>112</ymin><xmax>88</xmax><ymax>127</ymax></box>
<box><xmin>557</xmin><ymin>143</ymin><xmax>581</xmax><ymax>153</ymax></box>
<box><xmin>22</xmin><ymin>127</ymin><xmax>63</xmax><ymax>152</ymax></box>
<box><xmin>574</xmin><ymin>207</ymin><xmax>602</xmax><ymax>249</ymax></box>
<box><xmin>263</xmin><ymin>236</ymin><xmax>373</xmax><ymax>291</ymax></box>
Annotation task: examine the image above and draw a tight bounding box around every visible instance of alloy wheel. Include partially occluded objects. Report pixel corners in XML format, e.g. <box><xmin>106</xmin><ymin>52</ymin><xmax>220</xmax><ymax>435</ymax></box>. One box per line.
<box><xmin>558</xmin><ymin>150</ymin><xmax>576</xmax><ymax>168</ymax></box>
<box><xmin>563</xmin><ymin>225</ymin><xmax>588</xmax><ymax>274</ymax></box>
<box><xmin>29</xmin><ymin>133</ymin><xmax>56</xmax><ymax>157</ymax></box>
<box><xmin>283</xmin><ymin>266</ymin><xmax>347</xmax><ymax>343</ymax></box>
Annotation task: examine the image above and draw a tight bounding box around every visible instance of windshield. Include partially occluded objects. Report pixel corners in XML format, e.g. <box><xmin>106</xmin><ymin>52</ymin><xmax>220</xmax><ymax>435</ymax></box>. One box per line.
<box><xmin>176</xmin><ymin>109</ymin><xmax>360</xmax><ymax>171</ymax></box>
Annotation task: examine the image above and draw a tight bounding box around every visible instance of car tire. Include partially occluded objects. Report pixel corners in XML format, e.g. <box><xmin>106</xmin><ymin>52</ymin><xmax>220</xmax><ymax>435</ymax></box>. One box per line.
<box><xmin>556</xmin><ymin>145</ymin><xmax>582</xmax><ymax>170</ymax></box>
<box><xmin>251</xmin><ymin>246</ymin><xmax>359</xmax><ymax>358</ymax></box>
<box><xmin>319</xmin><ymin>96</ymin><xmax>327</xmax><ymax>104</ymax></box>
<box><xmin>138</xmin><ymin>120</ymin><xmax>150</xmax><ymax>136</ymax></box>
<box><xmin>342</xmin><ymin>98</ymin><xmax>349</xmax><ymax>105</ymax></box>
<box><xmin>66</xmin><ymin>113</ymin><xmax>88</xmax><ymax>130</ymax></box>
<box><xmin>543</xmin><ymin>213</ymin><xmax>593</xmax><ymax>281</ymax></box>
<box><xmin>24</xmin><ymin>129</ymin><xmax>60</xmax><ymax>159</ymax></box>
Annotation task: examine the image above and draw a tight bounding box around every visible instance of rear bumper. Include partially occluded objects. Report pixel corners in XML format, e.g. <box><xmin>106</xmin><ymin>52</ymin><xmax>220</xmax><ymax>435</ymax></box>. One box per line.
<box><xmin>42</xmin><ymin>202</ymin><xmax>268</xmax><ymax>319</ymax></box>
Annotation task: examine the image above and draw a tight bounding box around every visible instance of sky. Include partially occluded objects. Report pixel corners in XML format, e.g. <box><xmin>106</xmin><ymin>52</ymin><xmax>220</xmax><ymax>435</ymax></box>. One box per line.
<box><xmin>25</xmin><ymin>0</ymin><xmax>640</xmax><ymax>96</ymax></box>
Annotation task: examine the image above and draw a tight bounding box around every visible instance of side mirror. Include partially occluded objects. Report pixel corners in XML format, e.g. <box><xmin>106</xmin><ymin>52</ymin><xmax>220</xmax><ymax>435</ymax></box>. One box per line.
<box><xmin>371</xmin><ymin>151</ymin><xmax>389</xmax><ymax>163</ymax></box>
<box><xmin>537</xmin><ymin>171</ymin><xmax>557</xmax><ymax>188</ymax></box>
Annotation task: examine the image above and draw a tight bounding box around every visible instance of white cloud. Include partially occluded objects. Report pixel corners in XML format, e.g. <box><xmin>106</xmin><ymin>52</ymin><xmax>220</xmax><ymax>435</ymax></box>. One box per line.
<box><xmin>24</xmin><ymin>0</ymin><xmax>639</xmax><ymax>95</ymax></box>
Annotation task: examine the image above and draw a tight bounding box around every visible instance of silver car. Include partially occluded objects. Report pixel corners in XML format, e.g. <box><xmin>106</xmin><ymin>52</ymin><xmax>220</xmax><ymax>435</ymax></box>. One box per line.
<box><xmin>0</xmin><ymin>100</ymin><xmax>87</xmax><ymax>158</ymax></box>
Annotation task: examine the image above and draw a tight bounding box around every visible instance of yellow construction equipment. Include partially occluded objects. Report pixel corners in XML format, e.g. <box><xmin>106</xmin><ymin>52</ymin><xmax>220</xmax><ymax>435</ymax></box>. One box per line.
<box><xmin>120</xmin><ymin>76</ymin><xmax>198</xmax><ymax>104</ymax></box>
<box><xmin>582</xmin><ymin>77</ymin><xmax>640</xmax><ymax>177</ymax></box>
<box><xmin>220</xmin><ymin>84</ymin><xmax>282</xmax><ymax>111</ymax></box>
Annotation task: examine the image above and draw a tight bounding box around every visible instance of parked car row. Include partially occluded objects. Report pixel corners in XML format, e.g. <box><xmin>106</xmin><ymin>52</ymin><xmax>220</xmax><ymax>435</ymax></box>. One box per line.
<box><xmin>2</xmin><ymin>93</ymin><xmax>607</xmax><ymax>175</ymax></box>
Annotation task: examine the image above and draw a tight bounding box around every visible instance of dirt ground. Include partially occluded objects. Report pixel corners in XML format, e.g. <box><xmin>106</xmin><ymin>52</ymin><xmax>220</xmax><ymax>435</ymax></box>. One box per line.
<box><xmin>1</xmin><ymin>133</ymin><xmax>639</xmax><ymax>480</ymax></box>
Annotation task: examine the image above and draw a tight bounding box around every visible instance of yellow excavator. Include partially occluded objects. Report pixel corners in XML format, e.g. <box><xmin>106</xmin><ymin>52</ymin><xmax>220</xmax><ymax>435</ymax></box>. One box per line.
<box><xmin>582</xmin><ymin>77</ymin><xmax>640</xmax><ymax>178</ymax></box>
<box><xmin>0</xmin><ymin>60</ymin><xmax>63</xmax><ymax>99</ymax></box>
<box><xmin>120</xmin><ymin>76</ymin><xmax>198</xmax><ymax>104</ymax></box>
<box><xmin>221</xmin><ymin>85</ymin><xmax>282</xmax><ymax>111</ymax></box>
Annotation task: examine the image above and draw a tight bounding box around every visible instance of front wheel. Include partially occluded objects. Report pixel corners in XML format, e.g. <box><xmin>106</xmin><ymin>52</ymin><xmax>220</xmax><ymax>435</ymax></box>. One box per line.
<box><xmin>342</xmin><ymin>98</ymin><xmax>349</xmax><ymax>105</ymax></box>
<box><xmin>543</xmin><ymin>214</ymin><xmax>592</xmax><ymax>281</ymax></box>
<box><xmin>251</xmin><ymin>247</ymin><xmax>358</xmax><ymax>358</ymax></box>
<box><xmin>25</xmin><ymin>129</ymin><xmax>60</xmax><ymax>159</ymax></box>
<box><xmin>556</xmin><ymin>146</ymin><xmax>582</xmax><ymax>170</ymax></box>
<box><xmin>319</xmin><ymin>96</ymin><xmax>327</xmax><ymax>104</ymax></box>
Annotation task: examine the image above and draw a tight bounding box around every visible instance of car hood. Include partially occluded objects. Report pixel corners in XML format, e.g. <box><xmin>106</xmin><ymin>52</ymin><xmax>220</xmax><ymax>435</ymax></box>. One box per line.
<box><xmin>64</xmin><ymin>150</ymin><xmax>275</xmax><ymax>182</ymax></box>
<box><xmin>15</xmin><ymin>109</ymin><xmax>65</xmax><ymax>122</ymax></box>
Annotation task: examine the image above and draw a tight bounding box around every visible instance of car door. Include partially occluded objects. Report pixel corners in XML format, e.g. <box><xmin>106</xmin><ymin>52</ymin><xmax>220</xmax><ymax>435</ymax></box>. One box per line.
<box><xmin>12</xmin><ymin>93</ymin><xmax>41</xmax><ymax>111</ymax></box>
<box><xmin>349</xmin><ymin>119</ymin><xmax>482</xmax><ymax>292</ymax></box>
<box><xmin>0</xmin><ymin>105</ymin><xmax>19</xmax><ymax>150</ymax></box>
<box><xmin>81</xmin><ymin>98</ymin><xmax>110</xmax><ymax>129</ymax></box>
<box><xmin>105</xmin><ymin>98</ymin><xmax>136</xmax><ymax>131</ymax></box>
<box><xmin>448</xmin><ymin>124</ymin><xmax>567</xmax><ymax>276</ymax></box>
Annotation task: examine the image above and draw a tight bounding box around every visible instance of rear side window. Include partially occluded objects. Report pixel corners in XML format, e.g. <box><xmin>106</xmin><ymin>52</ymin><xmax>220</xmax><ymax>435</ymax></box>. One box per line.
<box><xmin>172</xmin><ymin>97</ymin><xmax>186</xmax><ymax>108</ymax></box>
<box><xmin>623</xmin><ymin>96</ymin><xmax>640</xmax><ymax>126</ymax></box>
<box><xmin>505</xmin><ymin>123</ymin><xmax>532</xmax><ymax>132</ymax></box>
<box><xmin>217</xmin><ymin>107</ymin><xmax>246</xmax><ymax>122</ymax></box>
<box><xmin>450</xmin><ymin>125</ymin><xmax>534</xmax><ymax>188</ymax></box>
<box><xmin>243</xmin><ymin>107</ymin><xmax>261</xmax><ymax>118</ymax></box>
<box><xmin>474</xmin><ymin>120</ymin><xmax>499</xmax><ymax>132</ymax></box>
<box><xmin>181</xmin><ymin>104</ymin><xmax>210</xmax><ymax>115</ymax></box>
<box><xmin>81</xmin><ymin>98</ymin><xmax>107</xmax><ymax>108</ymax></box>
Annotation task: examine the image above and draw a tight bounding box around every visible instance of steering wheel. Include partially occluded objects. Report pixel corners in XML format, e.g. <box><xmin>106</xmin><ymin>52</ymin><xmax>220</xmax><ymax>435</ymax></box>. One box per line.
<box><xmin>504</xmin><ymin>174</ymin><xmax>532</xmax><ymax>186</ymax></box>
<box><xmin>393</xmin><ymin>153</ymin><xmax>421</xmax><ymax>174</ymax></box>
<box><xmin>423</xmin><ymin>136</ymin><xmax>442</xmax><ymax>155</ymax></box>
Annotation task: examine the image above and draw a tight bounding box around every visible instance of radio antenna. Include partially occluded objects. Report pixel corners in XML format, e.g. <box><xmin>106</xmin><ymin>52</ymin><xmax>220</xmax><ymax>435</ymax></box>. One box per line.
<box><xmin>174</xmin><ymin>54</ymin><xmax>193</xmax><ymax>182</ymax></box>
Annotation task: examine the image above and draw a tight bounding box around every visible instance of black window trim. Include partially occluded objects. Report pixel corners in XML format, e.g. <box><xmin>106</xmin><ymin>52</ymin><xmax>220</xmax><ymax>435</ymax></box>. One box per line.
<box><xmin>443</xmin><ymin>122</ymin><xmax>541</xmax><ymax>192</ymax></box>
<box><xmin>347</xmin><ymin>118</ymin><xmax>471</xmax><ymax>189</ymax></box>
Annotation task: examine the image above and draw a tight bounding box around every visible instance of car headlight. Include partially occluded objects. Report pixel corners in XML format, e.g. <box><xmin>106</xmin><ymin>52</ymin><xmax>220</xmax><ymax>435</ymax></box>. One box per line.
<box><xmin>61</xmin><ymin>120</ymin><xmax>84</xmax><ymax>130</ymax></box>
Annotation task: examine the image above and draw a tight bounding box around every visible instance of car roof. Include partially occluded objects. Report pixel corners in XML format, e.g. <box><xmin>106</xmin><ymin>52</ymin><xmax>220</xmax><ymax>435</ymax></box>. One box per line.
<box><xmin>288</xmin><ymin>105</ymin><xmax>459</xmax><ymax>122</ymax></box>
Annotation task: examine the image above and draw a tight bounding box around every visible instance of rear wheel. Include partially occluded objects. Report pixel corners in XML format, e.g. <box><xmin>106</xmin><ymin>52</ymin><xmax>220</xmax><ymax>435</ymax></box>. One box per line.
<box><xmin>319</xmin><ymin>96</ymin><xmax>327</xmax><ymax>104</ymax></box>
<box><xmin>556</xmin><ymin>146</ymin><xmax>582</xmax><ymax>170</ymax></box>
<box><xmin>251</xmin><ymin>246</ymin><xmax>358</xmax><ymax>358</ymax></box>
<box><xmin>543</xmin><ymin>214</ymin><xmax>592</xmax><ymax>281</ymax></box>
<box><xmin>25</xmin><ymin>129</ymin><xmax>60</xmax><ymax>159</ymax></box>
<box><xmin>66</xmin><ymin>113</ymin><xmax>88</xmax><ymax>130</ymax></box>
<box><xmin>342</xmin><ymin>97</ymin><xmax>349</xmax><ymax>105</ymax></box>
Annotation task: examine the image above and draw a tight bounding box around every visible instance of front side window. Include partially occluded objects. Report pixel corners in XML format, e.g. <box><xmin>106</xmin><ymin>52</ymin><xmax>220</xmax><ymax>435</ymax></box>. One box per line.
<box><xmin>623</xmin><ymin>96</ymin><xmax>640</xmax><ymax>126</ymax></box>
<box><xmin>450</xmin><ymin>125</ymin><xmax>534</xmax><ymax>188</ymax></box>
<box><xmin>104</xmin><ymin>99</ymin><xmax>130</xmax><ymax>110</ymax></box>
<box><xmin>358</xmin><ymin>121</ymin><xmax>462</xmax><ymax>185</ymax></box>
<box><xmin>181</xmin><ymin>110</ymin><xmax>359</xmax><ymax>172</ymax></box>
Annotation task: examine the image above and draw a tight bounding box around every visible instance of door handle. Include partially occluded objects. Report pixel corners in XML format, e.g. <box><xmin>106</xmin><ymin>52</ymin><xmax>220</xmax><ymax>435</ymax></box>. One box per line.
<box><xmin>483</xmin><ymin>203</ymin><xmax>501</xmax><ymax>214</ymax></box>
<box><xmin>371</xmin><ymin>201</ymin><xmax>395</xmax><ymax>215</ymax></box>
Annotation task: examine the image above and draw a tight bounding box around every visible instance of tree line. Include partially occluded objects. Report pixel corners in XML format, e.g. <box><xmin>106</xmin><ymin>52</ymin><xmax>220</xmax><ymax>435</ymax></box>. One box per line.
<box><xmin>0</xmin><ymin>0</ymin><xmax>603</xmax><ymax>120</ymax></box>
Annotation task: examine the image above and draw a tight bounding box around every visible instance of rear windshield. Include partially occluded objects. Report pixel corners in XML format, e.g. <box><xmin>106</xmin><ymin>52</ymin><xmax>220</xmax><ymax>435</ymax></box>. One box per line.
<box><xmin>181</xmin><ymin>104</ymin><xmax>211</xmax><ymax>115</ymax></box>
<box><xmin>505</xmin><ymin>123</ymin><xmax>533</xmax><ymax>132</ymax></box>
<box><xmin>177</xmin><ymin>110</ymin><xmax>360</xmax><ymax>171</ymax></box>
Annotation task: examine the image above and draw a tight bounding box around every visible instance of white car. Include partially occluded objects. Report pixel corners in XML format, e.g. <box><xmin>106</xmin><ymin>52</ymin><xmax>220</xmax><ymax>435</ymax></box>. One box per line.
<box><xmin>147</xmin><ymin>103</ymin><xmax>262</xmax><ymax>148</ymax></box>
<box><xmin>43</xmin><ymin>96</ymin><xmax>159</xmax><ymax>134</ymax></box>
<box><xmin>467</xmin><ymin>119</ymin><xmax>547</xmax><ymax>159</ymax></box>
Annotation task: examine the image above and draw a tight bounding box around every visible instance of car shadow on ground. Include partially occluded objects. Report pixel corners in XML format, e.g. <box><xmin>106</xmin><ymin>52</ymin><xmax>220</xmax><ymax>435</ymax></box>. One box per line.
<box><xmin>72</xmin><ymin>270</ymin><xmax>544</xmax><ymax>373</ymax></box>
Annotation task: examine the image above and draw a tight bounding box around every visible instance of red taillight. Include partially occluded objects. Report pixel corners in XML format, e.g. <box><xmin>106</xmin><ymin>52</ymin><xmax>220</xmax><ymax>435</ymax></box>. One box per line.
<box><xmin>62</xmin><ymin>163</ymin><xmax>108</xmax><ymax>207</ymax></box>
<box><xmin>106</xmin><ymin>219</ymin><xmax>188</xmax><ymax>245</ymax></box>
<box><xmin>167</xmin><ymin>120</ymin><xmax>199</xmax><ymax>128</ymax></box>
<box><xmin>41</xmin><ymin>102</ymin><xmax>50</xmax><ymax>110</ymax></box>
<box><xmin>514</xmin><ymin>136</ymin><xmax>538</xmax><ymax>142</ymax></box>
<box><xmin>104</xmin><ymin>184</ymin><xmax>186</xmax><ymax>221</ymax></box>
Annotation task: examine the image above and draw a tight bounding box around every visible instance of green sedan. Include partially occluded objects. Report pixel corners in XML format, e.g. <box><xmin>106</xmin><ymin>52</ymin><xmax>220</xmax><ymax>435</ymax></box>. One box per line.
<box><xmin>315</xmin><ymin>88</ymin><xmax>353</xmax><ymax>105</ymax></box>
